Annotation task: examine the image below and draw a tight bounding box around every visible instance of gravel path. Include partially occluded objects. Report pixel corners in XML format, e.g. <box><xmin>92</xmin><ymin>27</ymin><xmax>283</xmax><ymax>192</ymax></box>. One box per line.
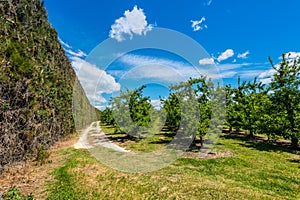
<box><xmin>74</xmin><ymin>121</ymin><xmax>129</xmax><ymax>152</ymax></box>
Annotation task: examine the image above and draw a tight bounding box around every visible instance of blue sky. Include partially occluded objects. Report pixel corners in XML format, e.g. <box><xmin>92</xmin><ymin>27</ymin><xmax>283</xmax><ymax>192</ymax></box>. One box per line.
<box><xmin>44</xmin><ymin>0</ymin><xmax>300</xmax><ymax>109</ymax></box>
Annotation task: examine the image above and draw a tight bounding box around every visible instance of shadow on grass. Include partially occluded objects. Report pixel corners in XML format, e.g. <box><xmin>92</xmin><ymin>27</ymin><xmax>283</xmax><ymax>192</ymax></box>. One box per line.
<box><xmin>102</xmin><ymin>125</ymin><xmax>300</xmax><ymax>156</ymax></box>
<box><xmin>221</xmin><ymin>130</ymin><xmax>300</xmax><ymax>154</ymax></box>
<box><xmin>289</xmin><ymin>159</ymin><xmax>300</xmax><ymax>164</ymax></box>
<box><xmin>106</xmin><ymin>134</ymin><xmax>137</xmax><ymax>143</ymax></box>
<box><xmin>149</xmin><ymin>140</ymin><xmax>171</xmax><ymax>145</ymax></box>
<box><xmin>103</xmin><ymin>129</ymin><xmax>138</xmax><ymax>143</ymax></box>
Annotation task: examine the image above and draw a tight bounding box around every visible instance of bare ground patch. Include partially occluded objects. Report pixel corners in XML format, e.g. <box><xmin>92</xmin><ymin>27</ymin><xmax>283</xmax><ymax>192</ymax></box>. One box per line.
<box><xmin>182</xmin><ymin>150</ymin><xmax>234</xmax><ymax>159</ymax></box>
<box><xmin>0</xmin><ymin>134</ymin><xmax>78</xmax><ymax>199</ymax></box>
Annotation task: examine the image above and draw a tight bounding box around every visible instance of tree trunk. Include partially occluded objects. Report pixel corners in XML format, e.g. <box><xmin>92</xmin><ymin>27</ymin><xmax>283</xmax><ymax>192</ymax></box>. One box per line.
<box><xmin>200</xmin><ymin>136</ymin><xmax>203</xmax><ymax>148</ymax></box>
<box><xmin>248</xmin><ymin>129</ymin><xmax>254</xmax><ymax>138</ymax></box>
<box><xmin>291</xmin><ymin>137</ymin><xmax>299</xmax><ymax>149</ymax></box>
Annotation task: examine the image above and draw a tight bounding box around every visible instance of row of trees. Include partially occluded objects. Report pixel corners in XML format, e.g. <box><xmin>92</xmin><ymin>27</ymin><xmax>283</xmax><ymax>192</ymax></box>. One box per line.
<box><xmin>101</xmin><ymin>54</ymin><xmax>300</xmax><ymax>148</ymax></box>
<box><xmin>225</xmin><ymin>54</ymin><xmax>300</xmax><ymax>147</ymax></box>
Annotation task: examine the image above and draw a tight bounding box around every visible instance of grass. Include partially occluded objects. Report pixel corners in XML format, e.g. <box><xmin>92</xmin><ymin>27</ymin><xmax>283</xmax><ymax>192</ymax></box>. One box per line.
<box><xmin>45</xmin><ymin>127</ymin><xmax>300</xmax><ymax>200</ymax></box>
<box><xmin>101</xmin><ymin>124</ymin><xmax>177</xmax><ymax>152</ymax></box>
<box><xmin>92</xmin><ymin>122</ymin><xmax>98</xmax><ymax>128</ymax></box>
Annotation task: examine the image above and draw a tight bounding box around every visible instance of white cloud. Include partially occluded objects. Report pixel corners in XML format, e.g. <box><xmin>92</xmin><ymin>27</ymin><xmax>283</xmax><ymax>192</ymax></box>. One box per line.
<box><xmin>150</xmin><ymin>100</ymin><xmax>162</xmax><ymax>110</ymax></box>
<box><xmin>71</xmin><ymin>57</ymin><xmax>121</xmax><ymax>104</ymax></box>
<box><xmin>258</xmin><ymin>68</ymin><xmax>276</xmax><ymax>84</ymax></box>
<box><xmin>191</xmin><ymin>17</ymin><xmax>207</xmax><ymax>32</ymax></box>
<box><xmin>65</xmin><ymin>49</ymin><xmax>87</xmax><ymax>58</ymax></box>
<box><xmin>217</xmin><ymin>71</ymin><xmax>237</xmax><ymax>78</ymax></box>
<box><xmin>217</xmin><ymin>63</ymin><xmax>251</xmax><ymax>70</ymax></box>
<box><xmin>118</xmin><ymin>54</ymin><xmax>242</xmax><ymax>81</ymax></box>
<box><xmin>119</xmin><ymin>54</ymin><xmax>270</xmax><ymax>83</ymax></box>
<box><xmin>118</xmin><ymin>53</ymin><xmax>277</xmax><ymax>84</ymax></box>
<box><xmin>215</xmin><ymin>63</ymin><xmax>252</xmax><ymax>78</ymax></box>
<box><xmin>238</xmin><ymin>70</ymin><xmax>266</xmax><ymax>79</ymax></box>
<box><xmin>259</xmin><ymin>77</ymin><xmax>272</xmax><ymax>84</ymax></box>
<box><xmin>58</xmin><ymin>38</ymin><xmax>87</xmax><ymax>58</ymax></box>
<box><xmin>58</xmin><ymin>37</ymin><xmax>72</xmax><ymax>49</ymax></box>
<box><xmin>119</xmin><ymin>54</ymin><xmax>189</xmax><ymax>71</ymax></box>
<box><xmin>217</xmin><ymin>49</ymin><xmax>234</xmax><ymax>62</ymax></box>
<box><xmin>206</xmin><ymin>0</ymin><xmax>213</xmax><ymax>6</ymax></box>
<box><xmin>238</xmin><ymin>51</ymin><xmax>250</xmax><ymax>59</ymax></box>
<box><xmin>279</xmin><ymin>51</ymin><xmax>300</xmax><ymax>60</ymax></box>
<box><xmin>58</xmin><ymin>38</ymin><xmax>121</xmax><ymax>105</ymax></box>
<box><xmin>258</xmin><ymin>68</ymin><xmax>276</xmax><ymax>79</ymax></box>
<box><xmin>199</xmin><ymin>58</ymin><xmax>215</xmax><ymax>65</ymax></box>
<box><xmin>94</xmin><ymin>105</ymin><xmax>107</xmax><ymax>111</ymax></box>
<box><xmin>126</xmin><ymin>65</ymin><xmax>183</xmax><ymax>82</ymax></box>
<box><xmin>257</xmin><ymin>57</ymin><xmax>299</xmax><ymax>85</ymax></box>
<box><xmin>257</xmin><ymin>59</ymin><xmax>297</xmax><ymax>85</ymax></box>
<box><xmin>118</xmin><ymin>55</ymin><xmax>186</xmax><ymax>82</ymax></box>
<box><xmin>109</xmin><ymin>5</ymin><xmax>153</xmax><ymax>42</ymax></box>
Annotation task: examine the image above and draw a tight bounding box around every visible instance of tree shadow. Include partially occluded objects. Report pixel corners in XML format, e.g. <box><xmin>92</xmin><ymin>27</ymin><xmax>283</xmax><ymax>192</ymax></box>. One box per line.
<box><xmin>104</xmin><ymin>131</ymin><xmax>137</xmax><ymax>143</ymax></box>
<box><xmin>103</xmin><ymin>126</ymin><xmax>300</xmax><ymax>155</ymax></box>
<box><xmin>149</xmin><ymin>140</ymin><xmax>171</xmax><ymax>145</ymax></box>
<box><xmin>221</xmin><ymin>130</ymin><xmax>300</xmax><ymax>154</ymax></box>
<box><xmin>288</xmin><ymin>159</ymin><xmax>300</xmax><ymax>168</ymax></box>
<box><xmin>148</xmin><ymin>128</ymin><xmax>201</xmax><ymax>143</ymax></box>
<box><xmin>288</xmin><ymin>159</ymin><xmax>300</xmax><ymax>164</ymax></box>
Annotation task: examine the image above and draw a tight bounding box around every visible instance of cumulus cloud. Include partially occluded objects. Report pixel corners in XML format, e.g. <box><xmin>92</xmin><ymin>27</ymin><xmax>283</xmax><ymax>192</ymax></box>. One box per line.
<box><xmin>109</xmin><ymin>5</ymin><xmax>153</xmax><ymax>42</ymax></box>
<box><xmin>258</xmin><ymin>56</ymin><xmax>299</xmax><ymax>84</ymax></box>
<box><xmin>71</xmin><ymin>57</ymin><xmax>121</xmax><ymax>104</ymax></box>
<box><xmin>238</xmin><ymin>51</ymin><xmax>250</xmax><ymax>59</ymax></box>
<box><xmin>258</xmin><ymin>68</ymin><xmax>276</xmax><ymax>79</ymax></box>
<box><xmin>258</xmin><ymin>58</ymin><xmax>298</xmax><ymax>85</ymax></box>
<box><xmin>58</xmin><ymin>38</ymin><xmax>120</xmax><ymax>104</ymax></box>
<box><xmin>191</xmin><ymin>17</ymin><xmax>207</xmax><ymax>31</ymax></box>
<box><xmin>199</xmin><ymin>58</ymin><xmax>215</xmax><ymax>65</ymax></box>
<box><xmin>217</xmin><ymin>49</ymin><xmax>234</xmax><ymax>62</ymax></box>
<box><xmin>258</xmin><ymin>68</ymin><xmax>276</xmax><ymax>84</ymax></box>
<box><xmin>150</xmin><ymin>99</ymin><xmax>162</xmax><ymax>110</ymax></box>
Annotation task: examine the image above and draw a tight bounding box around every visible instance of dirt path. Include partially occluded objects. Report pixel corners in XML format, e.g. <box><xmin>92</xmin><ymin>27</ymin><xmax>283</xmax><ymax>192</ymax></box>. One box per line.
<box><xmin>0</xmin><ymin>122</ymin><xmax>128</xmax><ymax>199</ymax></box>
<box><xmin>74</xmin><ymin>121</ymin><xmax>129</xmax><ymax>152</ymax></box>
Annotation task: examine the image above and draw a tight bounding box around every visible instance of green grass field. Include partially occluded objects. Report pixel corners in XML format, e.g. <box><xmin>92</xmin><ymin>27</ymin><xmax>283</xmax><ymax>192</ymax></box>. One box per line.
<box><xmin>46</xmin><ymin>126</ymin><xmax>300</xmax><ymax>200</ymax></box>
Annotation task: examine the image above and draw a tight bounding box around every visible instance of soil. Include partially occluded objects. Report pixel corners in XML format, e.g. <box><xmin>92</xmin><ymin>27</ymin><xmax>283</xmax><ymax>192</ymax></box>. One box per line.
<box><xmin>0</xmin><ymin>134</ymin><xmax>78</xmax><ymax>199</ymax></box>
<box><xmin>74</xmin><ymin>121</ymin><xmax>129</xmax><ymax>152</ymax></box>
